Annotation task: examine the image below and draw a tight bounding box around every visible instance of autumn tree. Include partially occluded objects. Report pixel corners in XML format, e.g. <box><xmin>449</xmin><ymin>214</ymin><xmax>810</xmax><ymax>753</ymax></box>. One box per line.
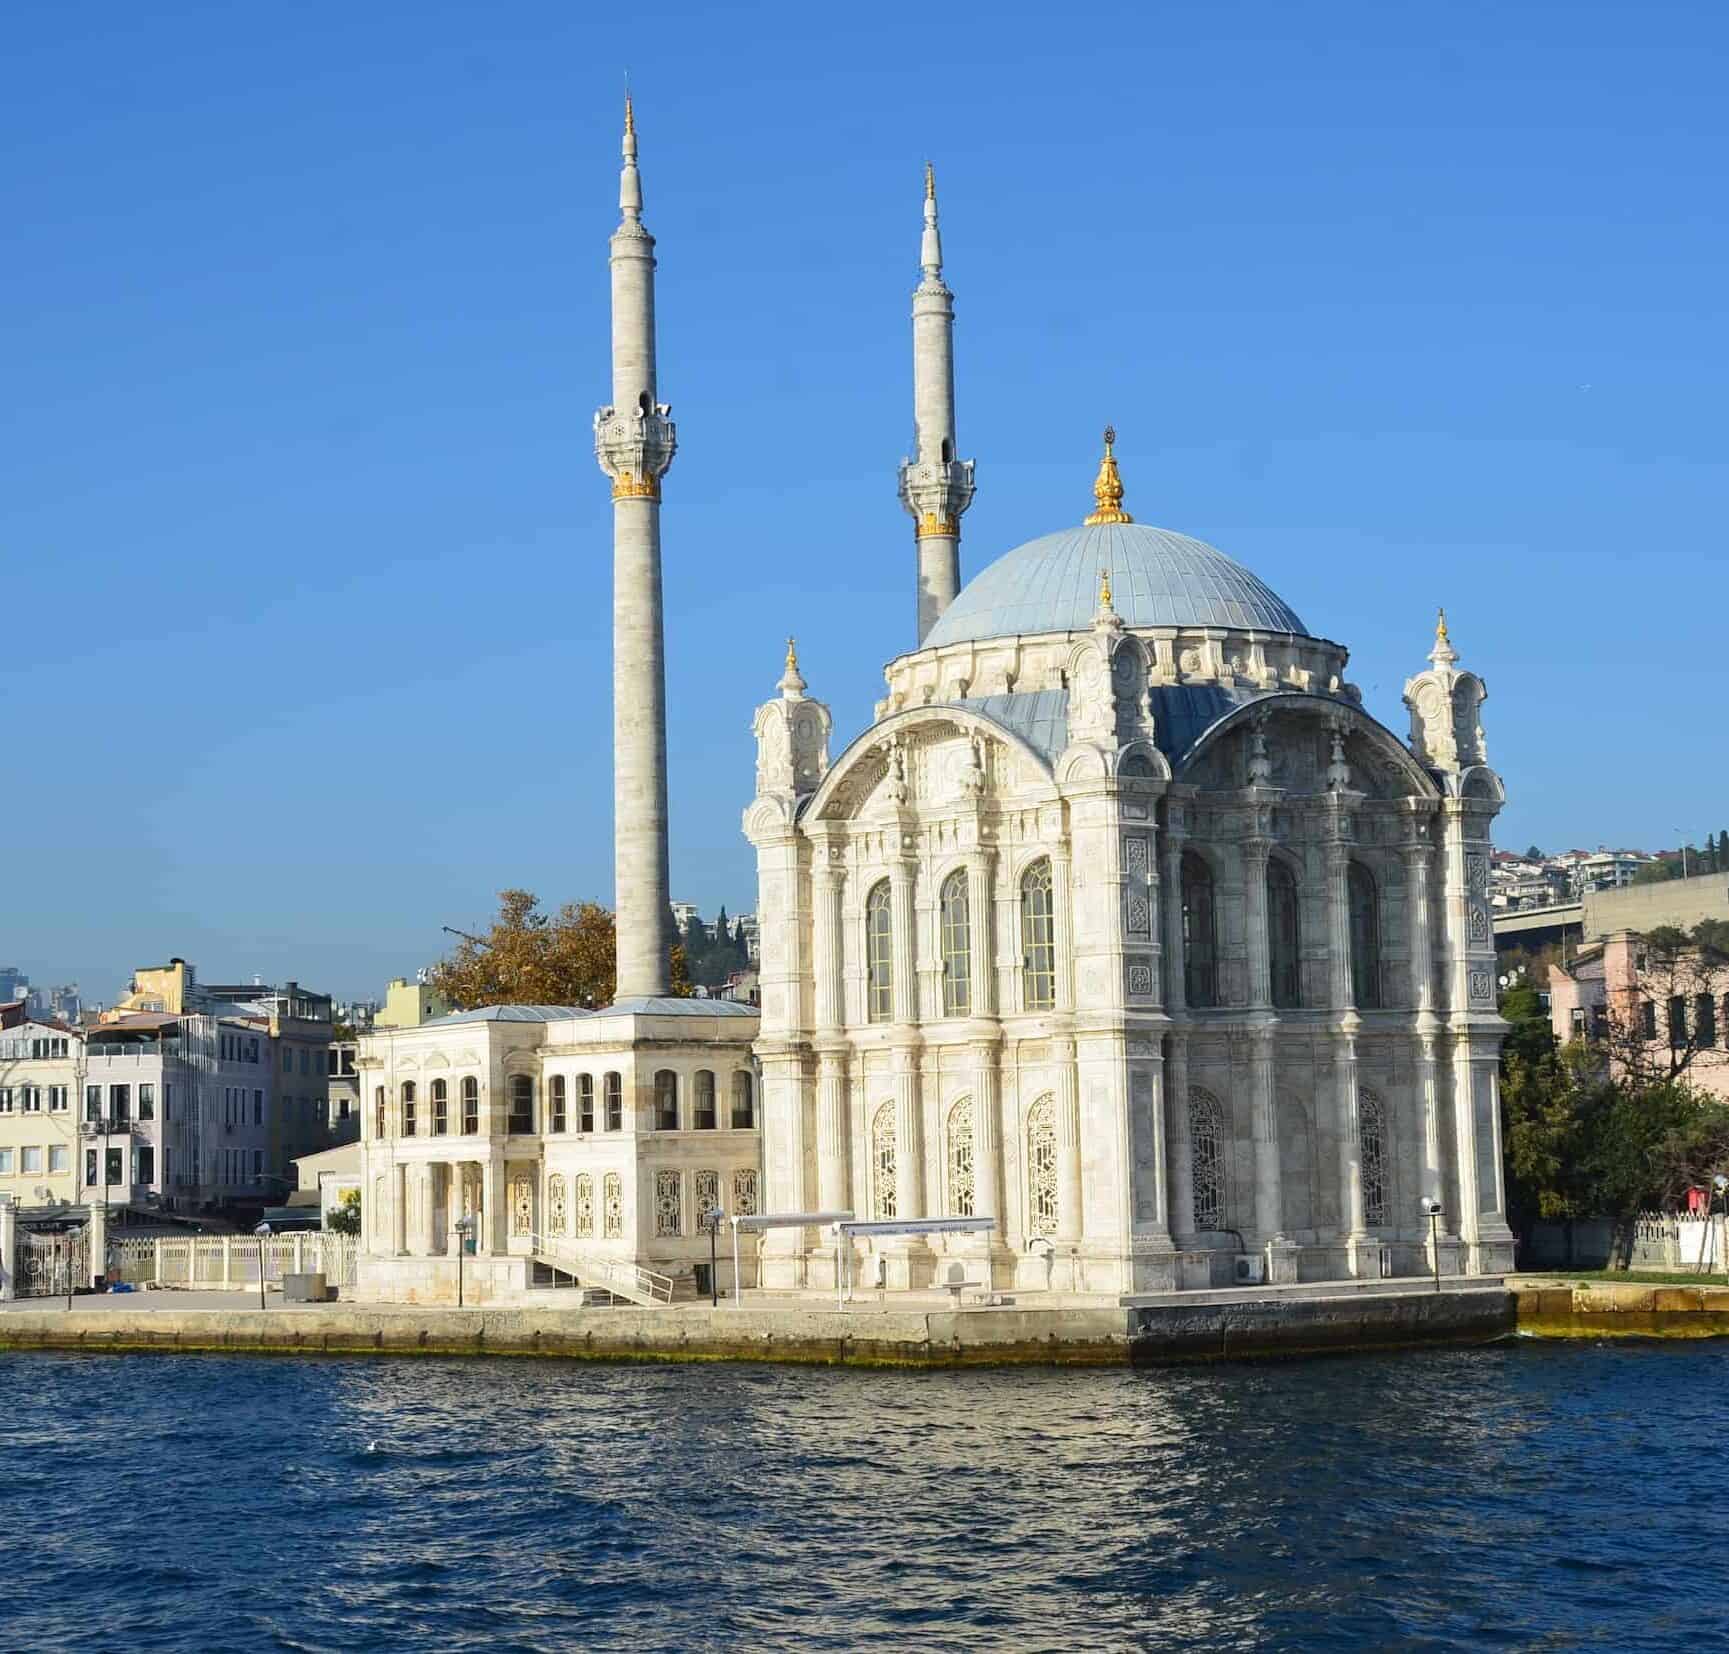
<box><xmin>1600</xmin><ymin>922</ymin><xmax>1729</xmax><ymax>1088</ymax></box>
<box><xmin>428</xmin><ymin>889</ymin><xmax>689</xmax><ymax>1010</ymax></box>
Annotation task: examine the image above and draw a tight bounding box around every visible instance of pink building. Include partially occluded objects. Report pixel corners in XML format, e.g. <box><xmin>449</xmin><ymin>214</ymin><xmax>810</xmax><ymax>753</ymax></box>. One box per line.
<box><xmin>1549</xmin><ymin>930</ymin><xmax>1729</xmax><ymax>1103</ymax></box>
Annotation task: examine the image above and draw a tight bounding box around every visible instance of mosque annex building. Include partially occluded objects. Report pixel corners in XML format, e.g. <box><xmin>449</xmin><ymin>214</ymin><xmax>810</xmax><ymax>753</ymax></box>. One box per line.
<box><xmin>354</xmin><ymin>108</ymin><xmax>1514</xmax><ymax>1306</ymax></box>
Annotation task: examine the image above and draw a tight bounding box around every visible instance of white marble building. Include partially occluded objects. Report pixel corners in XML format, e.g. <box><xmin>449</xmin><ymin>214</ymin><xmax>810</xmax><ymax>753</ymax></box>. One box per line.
<box><xmin>744</xmin><ymin>173</ymin><xmax>1515</xmax><ymax>1296</ymax></box>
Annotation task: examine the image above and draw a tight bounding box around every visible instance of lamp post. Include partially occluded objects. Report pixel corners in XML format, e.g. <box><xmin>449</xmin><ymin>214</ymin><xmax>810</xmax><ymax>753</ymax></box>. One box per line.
<box><xmin>454</xmin><ymin>1213</ymin><xmax>476</xmax><ymax>1308</ymax></box>
<box><xmin>1420</xmin><ymin>1199</ymin><xmax>1443</xmax><ymax>1293</ymax></box>
<box><xmin>698</xmin><ymin>1206</ymin><xmax>724</xmax><ymax>1307</ymax></box>
<box><xmin>253</xmin><ymin>1221</ymin><xmax>271</xmax><ymax>1311</ymax></box>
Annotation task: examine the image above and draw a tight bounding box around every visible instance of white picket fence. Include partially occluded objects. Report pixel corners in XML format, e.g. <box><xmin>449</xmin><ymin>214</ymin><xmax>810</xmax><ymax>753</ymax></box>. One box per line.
<box><xmin>109</xmin><ymin>1233</ymin><xmax>358</xmax><ymax>1290</ymax></box>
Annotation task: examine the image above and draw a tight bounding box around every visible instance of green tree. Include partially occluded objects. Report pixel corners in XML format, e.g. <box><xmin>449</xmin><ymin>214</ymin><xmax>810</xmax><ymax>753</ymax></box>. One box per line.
<box><xmin>1524</xmin><ymin>844</ymin><xmax>1545</xmax><ymax>861</ymax></box>
<box><xmin>1632</xmin><ymin>858</ymin><xmax>1676</xmax><ymax>886</ymax></box>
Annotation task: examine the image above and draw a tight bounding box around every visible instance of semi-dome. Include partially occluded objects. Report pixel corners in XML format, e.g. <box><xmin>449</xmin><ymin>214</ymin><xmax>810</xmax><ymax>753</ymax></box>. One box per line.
<box><xmin>922</xmin><ymin>520</ymin><xmax>1308</xmax><ymax>649</ymax></box>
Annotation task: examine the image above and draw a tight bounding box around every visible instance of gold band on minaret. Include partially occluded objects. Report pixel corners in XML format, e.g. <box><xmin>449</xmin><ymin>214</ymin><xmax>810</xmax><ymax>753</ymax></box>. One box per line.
<box><xmin>1084</xmin><ymin>426</ymin><xmax>1134</xmax><ymax>525</ymax></box>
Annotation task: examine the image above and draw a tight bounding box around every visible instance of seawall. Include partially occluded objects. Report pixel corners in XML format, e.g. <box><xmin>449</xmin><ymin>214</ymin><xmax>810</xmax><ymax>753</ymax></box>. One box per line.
<box><xmin>1512</xmin><ymin>1280</ymin><xmax>1729</xmax><ymax>1339</ymax></box>
<box><xmin>0</xmin><ymin>1285</ymin><xmax>1514</xmax><ymax>1368</ymax></box>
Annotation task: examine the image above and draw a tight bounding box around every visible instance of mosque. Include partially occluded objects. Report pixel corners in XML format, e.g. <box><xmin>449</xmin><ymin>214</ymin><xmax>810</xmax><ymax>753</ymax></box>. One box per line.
<box><xmin>353</xmin><ymin>107</ymin><xmax>1514</xmax><ymax>1305</ymax></box>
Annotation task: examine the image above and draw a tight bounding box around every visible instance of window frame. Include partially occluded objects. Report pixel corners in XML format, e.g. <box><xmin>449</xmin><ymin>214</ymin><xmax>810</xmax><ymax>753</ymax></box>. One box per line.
<box><xmin>865</xmin><ymin>880</ymin><xmax>894</xmax><ymax>1023</ymax></box>
<box><xmin>939</xmin><ymin>868</ymin><xmax>972</xmax><ymax>1018</ymax></box>
<box><xmin>1020</xmin><ymin>858</ymin><xmax>1057</xmax><ymax>1011</ymax></box>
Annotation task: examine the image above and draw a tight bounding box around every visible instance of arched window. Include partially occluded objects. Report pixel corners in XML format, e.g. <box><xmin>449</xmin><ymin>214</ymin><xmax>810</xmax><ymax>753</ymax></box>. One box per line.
<box><xmin>940</xmin><ymin>870</ymin><xmax>971</xmax><ymax>1017</ymax></box>
<box><xmin>547</xmin><ymin>1173</ymin><xmax>567</xmax><ymax>1235</ymax></box>
<box><xmin>1348</xmin><ymin>862</ymin><xmax>1382</xmax><ymax>1009</ymax></box>
<box><xmin>731</xmin><ymin>1071</ymin><xmax>755</xmax><ymax>1129</ymax></box>
<box><xmin>507</xmin><ymin>1074</ymin><xmax>534</xmax><ymax>1135</ymax></box>
<box><xmin>460</xmin><ymin>1075</ymin><xmax>479</xmax><ymax>1134</ymax></box>
<box><xmin>1189</xmin><ymin>1087</ymin><xmax>1227</xmax><ymax>1230</ymax></box>
<box><xmin>603</xmin><ymin>1171</ymin><xmax>623</xmax><ymax>1238</ymax></box>
<box><xmin>1027</xmin><ymin>1095</ymin><xmax>1059</xmax><ymax>1234</ymax></box>
<box><xmin>603</xmin><ymin>1072</ymin><xmax>623</xmax><ymax>1131</ymax></box>
<box><xmin>430</xmin><ymin>1078</ymin><xmax>449</xmax><ymax>1135</ymax></box>
<box><xmin>1268</xmin><ymin>858</ymin><xmax>1302</xmax><ymax>1010</ymax></box>
<box><xmin>694</xmin><ymin>1070</ymin><xmax>717</xmax><ymax>1130</ymax></box>
<box><xmin>1182</xmin><ymin>853</ymin><xmax>1219</xmax><ymax>1007</ymax></box>
<box><xmin>871</xmin><ymin>1101</ymin><xmax>897</xmax><ymax>1219</ymax></box>
<box><xmin>732</xmin><ymin>1167</ymin><xmax>759</xmax><ymax>1217</ymax></box>
<box><xmin>946</xmin><ymin>1097</ymin><xmax>975</xmax><ymax>1216</ymax></box>
<box><xmin>373</xmin><ymin>1086</ymin><xmax>386</xmax><ymax>1140</ymax></box>
<box><xmin>574</xmin><ymin>1173</ymin><xmax>594</xmax><ymax>1238</ymax></box>
<box><xmin>866</xmin><ymin>880</ymin><xmax>894</xmax><ymax>1022</ymax></box>
<box><xmin>1359</xmin><ymin>1088</ymin><xmax>1389</xmax><ymax>1226</ymax></box>
<box><xmin>549</xmin><ymin>1074</ymin><xmax>567</xmax><ymax>1133</ymax></box>
<box><xmin>654</xmin><ymin>1070</ymin><xmax>679</xmax><ymax>1131</ymax></box>
<box><xmin>575</xmin><ymin>1074</ymin><xmax>594</xmax><ymax>1132</ymax></box>
<box><xmin>1021</xmin><ymin>859</ymin><xmax>1056</xmax><ymax>1010</ymax></box>
<box><xmin>400</xmin><ymin>1081</ymin><xmax>417</xmax><ymax>1137</ymax></box>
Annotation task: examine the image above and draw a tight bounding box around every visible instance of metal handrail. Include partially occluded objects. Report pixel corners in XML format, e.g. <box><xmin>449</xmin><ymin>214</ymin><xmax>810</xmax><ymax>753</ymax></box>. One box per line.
<box><xmin>524</xmin><ymin>1231</ymin><xmax>674</xmax><ymax>1306</ymax></box>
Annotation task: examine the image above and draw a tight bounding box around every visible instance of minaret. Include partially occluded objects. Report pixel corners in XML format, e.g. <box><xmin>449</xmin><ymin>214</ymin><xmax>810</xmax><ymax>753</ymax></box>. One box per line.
<box><xmin>898</xmin><ymin>163</ymin><xmax>975</xmax><ymax>645</ymax></box>
<box><xmin>594</xmin><ymin>97</ymin><xmax>676</xmax><ymax>999</ymax></box>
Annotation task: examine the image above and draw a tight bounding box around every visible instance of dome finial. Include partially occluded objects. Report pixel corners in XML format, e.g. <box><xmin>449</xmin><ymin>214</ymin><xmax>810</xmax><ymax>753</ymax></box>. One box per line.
<box><xmin>1430</xmin><ymin>605</ymin><xmax>1458</xmax><ymax>666</ymax></box>
<box><xmin>1084</xmin><ymin>425</ymin><xmax>1133</xmax><ymax>525</ymax></box>
<box><xmin>779</xmin><ymin>635</ymin><xmax>806</xmax><ymax>698</ymax></box>
<box><xmin>1098</xmin><ymin>566</ymin><xmax>1114</xmax><ymax>612</ymax></box>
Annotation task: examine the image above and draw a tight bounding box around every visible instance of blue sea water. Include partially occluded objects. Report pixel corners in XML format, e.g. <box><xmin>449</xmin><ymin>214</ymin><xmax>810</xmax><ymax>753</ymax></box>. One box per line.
<box><xmin>0</xmin><ymin>1339</ymin><xmax>1721</xmax><ymax>1652</ymax></box>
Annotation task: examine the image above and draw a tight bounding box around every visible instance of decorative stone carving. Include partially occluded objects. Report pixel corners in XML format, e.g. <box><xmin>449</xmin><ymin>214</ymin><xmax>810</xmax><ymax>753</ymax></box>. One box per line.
<box><xmin>593</xmin><ymin>400</ymin><xmax>676</xmax><ymax>499</ymax></box>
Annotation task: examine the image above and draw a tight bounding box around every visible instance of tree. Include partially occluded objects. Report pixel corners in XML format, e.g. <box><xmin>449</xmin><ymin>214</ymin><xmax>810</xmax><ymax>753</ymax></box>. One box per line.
<box><xmin>1631</xmin><ymin>858</ymin><xmax>1676</xmax><ymax>886</ymax></box>
<box><xmin>327</xmin><ymin>1187</ymin><xmax>361</xmax><ymax>1236</ymax></box>
<box><xmin>427</xmin><ymin>889</ymin><xmax>688</xmax><ymax>1010</ymax></box>
<box><xmin>1598</xmin><ymin>922</ymin><xmax>1729</xmax><ymax>1087</ymax></box>
<box><xmin>1524</xmin><ymin>844</ymin><xmax>1545</xmax><ymax>862</ymax></box>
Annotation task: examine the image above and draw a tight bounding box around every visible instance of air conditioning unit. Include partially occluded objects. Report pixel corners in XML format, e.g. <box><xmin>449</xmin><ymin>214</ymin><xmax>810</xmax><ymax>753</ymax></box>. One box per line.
<box><xmin>1234</xmin><ymin>1254</ymin><xmax>1267</xmax><ymax>1285</ymax></box>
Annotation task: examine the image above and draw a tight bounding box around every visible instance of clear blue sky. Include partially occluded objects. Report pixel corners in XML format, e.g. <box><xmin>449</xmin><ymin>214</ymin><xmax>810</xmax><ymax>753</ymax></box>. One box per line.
<box><xmin>5</xmin><ymin>0</ymin><xmax>1725</xmax><ymax>1004</ymax></box>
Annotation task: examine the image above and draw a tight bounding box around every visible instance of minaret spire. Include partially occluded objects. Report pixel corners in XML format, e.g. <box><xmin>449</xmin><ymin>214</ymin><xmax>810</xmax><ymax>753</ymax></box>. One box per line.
<box><xmin>594</xmin><ymin>98</ymin><xmax>677</xmax><ymax>999</ymax></box>
<box><xmin>899</xmin><ymin>162</ymin><xmax>975</xmax><ymax>645</ymax></box>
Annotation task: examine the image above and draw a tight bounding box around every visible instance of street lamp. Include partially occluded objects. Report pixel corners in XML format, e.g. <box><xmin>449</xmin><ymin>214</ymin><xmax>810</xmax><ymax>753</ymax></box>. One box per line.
<box><xmin>454</xmin><ymin>1213</ymin><xmax>477</xmax><ymax>1308</ymax></box>
<box><xmin>698</xmin><ymin>1206</ymin><xmax>725</xmax><ymax>1307</ymax></box>
<box><xmin>1419</xmin><ymin>1198</ymin><xmax>1443</xmax><ymax>1292</ymax></box>
<box><xmin>253</xmin><ymin>1221</ymin><xmax>272</xmax><ymax>1311</ymax></box>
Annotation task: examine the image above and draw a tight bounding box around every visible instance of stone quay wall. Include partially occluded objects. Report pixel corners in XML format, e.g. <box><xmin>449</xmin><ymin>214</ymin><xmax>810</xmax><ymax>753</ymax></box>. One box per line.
<box><xmin>1512</xmin><ymin>1281</ymin><xmax>1729</xmax><ymax>1339</ymax></box>
<box><xmin>0</xmin><ymin>1287</ymin><xmax>1514</xmax><ymax>1369</ymax></box>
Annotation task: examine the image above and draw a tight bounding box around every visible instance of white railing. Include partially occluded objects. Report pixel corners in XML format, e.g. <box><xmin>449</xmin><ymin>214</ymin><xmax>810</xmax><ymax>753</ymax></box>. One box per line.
<box><xmin>108</xmin><ymin>1233</ymin><xmax>358</xmax><ymax>1290</ymax></box>
<box><xmin>525</xmin><ymin>1232</ymin><xmax>673</xmax><ymax>1306</ymax></box>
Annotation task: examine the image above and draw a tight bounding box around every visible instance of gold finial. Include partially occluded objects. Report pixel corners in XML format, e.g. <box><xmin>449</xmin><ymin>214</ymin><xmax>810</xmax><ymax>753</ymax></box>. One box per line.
<box><xmin>785</xmin><ymin>635</ymin><xmax>798</xmax><ymax>673</ymax></box>
<box><xmin>925</xmin><ymin>161</ymin><xmax>935</xmax><ymax>201</ymax></box>
<box><xmin>1435</xmin><ymin>606</ymin><xmax>1450</xmax><ymax>647</ymax></box>
<box><xmin>624</xmin><ymin>94</ymin><xmax>635</xmax><ymax>137</ymax></box>
<box><xmin>1099</xmin><ymin>567</ymin><xmax>1114</xmax><ymax>611</ymax></box>
<box><xmin>1084</xmin><ymin>425</ymin><xmax>1134</xmax><ymax>526</ymax></box>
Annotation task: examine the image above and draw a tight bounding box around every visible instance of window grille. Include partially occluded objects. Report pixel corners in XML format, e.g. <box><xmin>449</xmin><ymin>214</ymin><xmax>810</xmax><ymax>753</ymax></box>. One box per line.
<box><xmin>732</xmin><ymin>1168</ymin><xmax>759</xmax><ymax>1217</ymax></box>
<box><xmin>603</xmin><ymin>1172</ymin><xmax>623</xmax><ymax>1238</ymax></box>
<box><xmin>946</xmin><ymin>1096</ymin><xmax>975</xmax><ymax>1216</ymax></box>
<box><xmin>871</xmin><ymin>1101</ymin><xmax>897</xmax><ymax>1219</ymax></box>
<box><xmin>655</xmin><ymin>1169</ymin><xmax>682</xmax><ymax>1237</ymax></box>
<box><xmin>1027</xmin><ymin>1095</ymin><xmax>1059</xmax><ymax>1234</ymax></box>
<box><xmin>1359</xmin><ymin>1088</ymin><xmax>1389</xmax><ymax>1226</ymax></box>
<box><xmin>1189</xmin><ymin>1087</ymin><xmax>1226</xmax><ymax>1230</ymax></box>
<box><xmin>575</xmin><ymin>1173</ymin><xmax>595</xmax><ymax>1238</ymax></box>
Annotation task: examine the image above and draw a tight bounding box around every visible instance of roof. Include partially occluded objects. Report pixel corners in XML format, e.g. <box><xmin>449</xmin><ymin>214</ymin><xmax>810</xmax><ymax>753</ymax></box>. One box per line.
<box><xmin>595</xmin><ymin>996</ymin><xmax>759</xmax><ymax>1018</ymax></box>
<box><xmin>923</xmin><ymin>521</ymin><xmax>1308</xmax><ymax>649</ymax></box>
<box><xmin>417</xmin><ymin>1005</ymin><xmax>590</xmax><ymax>1028</ymax></box>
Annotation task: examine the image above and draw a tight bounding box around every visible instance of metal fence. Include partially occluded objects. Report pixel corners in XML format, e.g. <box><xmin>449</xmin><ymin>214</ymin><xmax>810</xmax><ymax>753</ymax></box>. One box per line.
<box><xmin>19</xmin><ymin>1228</ymin><xmax>90</xmax><ymax>1297</ymax></box>
<box><xmin>108</xmin><ymin>1233</ymin><xmax>358</xmax><ymax>1290</ymax></box>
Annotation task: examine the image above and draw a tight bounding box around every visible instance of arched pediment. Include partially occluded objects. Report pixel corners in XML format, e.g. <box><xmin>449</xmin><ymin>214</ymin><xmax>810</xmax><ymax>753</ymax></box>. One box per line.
<box><xmin>802</xmin><ymin>704</ymin><xmax>1056</xmax><ymax>823</ymax></box>
<box><xmin>1179</xmin><ymin>693</ymin><xmax>1439</xmax><ymax>800</ymax></box>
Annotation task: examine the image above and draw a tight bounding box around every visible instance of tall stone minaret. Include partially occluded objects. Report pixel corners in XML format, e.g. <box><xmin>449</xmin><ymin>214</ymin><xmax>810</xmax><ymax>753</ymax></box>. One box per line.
<box><xmin>898</xmin><ymin>164</ymin><xmax>975</xmax><ymax>644</ymax></box>
<box><xmin>594</xmin><ymin>98</ymin><xmax>676</xmax><ymax>999</ymax></box>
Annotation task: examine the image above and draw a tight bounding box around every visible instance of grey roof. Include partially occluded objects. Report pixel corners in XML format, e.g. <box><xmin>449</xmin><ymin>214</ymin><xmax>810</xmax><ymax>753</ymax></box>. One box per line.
<box><xmin>596</xmin><ymin>996</ymin><xmax>758</xmax><ymax>1018</ymax></box>
<box><xmin>923</xmin><ymin>521</ymin><xmax>1308</xmax><ymax>649</ymax></box>
<box><xmin>418</xmin><ymin>1005</ymin><xmax>590</xmax><ymax>1028</ymax></box>
<box><xmin>953</xmin><ymin>690</ymin><xmax>1069</xmax><ymax>763</ymax></box>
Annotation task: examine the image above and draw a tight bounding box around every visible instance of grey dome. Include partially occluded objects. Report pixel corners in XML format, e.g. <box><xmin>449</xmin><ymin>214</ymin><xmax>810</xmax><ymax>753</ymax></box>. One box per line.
<box><xmin>922</xmin><ymin>521</ymin><xmax>1307</xmax><ymax>648</ymax></box>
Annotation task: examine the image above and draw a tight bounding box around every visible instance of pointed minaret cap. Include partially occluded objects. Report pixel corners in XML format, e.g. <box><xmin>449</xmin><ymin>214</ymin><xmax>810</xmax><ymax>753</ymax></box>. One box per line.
<box><xmin>1430</xmin><ymin>605</ymin><xmax>1459</xmax><ymax>667</ymax></box>
<box><xmin>619</xmin><ymin>95</ymin><xmax>643</xmax><ymax>223</ymax></box>
<box><xmin>1084</xmin><ymin>426</ymin><xmax>1134</xmax><ymax>526</ymax></box>
<box><xmin>920</xmin><ymin>161</ymin><xmax>943</xmax><ymax>278</ymax></box>
<box><xmin>779</xmin><ymin>635</ymin><xmax>807</xmax><ymax>699</ymax></box>
<box><xmin>1093</xmin><ymin>564</ymin><xmax>1123</xmax><ymax>633</ymax></box>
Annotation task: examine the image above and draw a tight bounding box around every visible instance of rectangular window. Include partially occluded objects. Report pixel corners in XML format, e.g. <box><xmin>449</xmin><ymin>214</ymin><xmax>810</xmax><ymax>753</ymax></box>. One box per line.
<box><xmin>432</xmin><ymin>1083</ymin><xmax>449</xmax><ymax>1135</ymax></box>
<box><xmin>604</xmin><ymin>1073</ymin><xmax>623</xmax><ymax>1132</ymax></box>
<box><xmin>654</xmin><ymin>1071</ymin><xmax>678</xmax><ymax>1131</ymax></box>
<box><xmin>731</xmin><ymin>1071</ymin><xmax>755</xmax><ymax>1130</ymax></box>
<box><xmin>460</xmin><ymin>1078</ymin><xmax>478</xmax><ymax>1135</ymax></box>
<box><xmin>86</xmin><ymin>1086</ymin><xmax>101</xmax><ymax>1120</ymax></box>
<box><xmin>254</xmin><ymin>1090</ymin><xmax>263</xmax><ymax>1125</ymax></box>
<box><xmin>1569</xmin><ymin>1007</ymin><xmax>1587</xmax><ymax>1035</ymax></box>
<box><xmin>21</xmin><ymin>1147</ymin><xmax>41</xmax><ymax>1174</ymax></box>
<box><xmin>253</xmin><ymin>1150</ymin><xmax>263</xmax><ymax>1177</ymax></box>
<box><xmin>21</xmin><ymin>1086</ymin><xmax>40</xmax><ymax>1114</ymax></box>
<box><xmin>550</xmin><ymin>1075</ymin><xmax>567</xmax><ymax>1134</ymax></box>
<box><xmin>375</xmin><ymin>1087</ymin><xmax>388</xmax><ymax>1139</ymax></box>
<box><xmin>1696</xmin><ymin>994</ymin><xmax>1717</xmax><ymax>1049</ymax></box>
<box><xmin>1641</xmin><ymin>1000</ymin><xmax>1658</xmax><ymax>1042</ymax></box>
<box><xmin>48</xmin><ymin>1145</ymin><xmax>68</xmax><ymax>1174</ymax></box>
<box><xmin>577</xmin><ymin>1074</ymin><xmax>595</xmax><ymax>1133</ymax></box>
<box><xmin>0</xmin><ymin>1149</ymin><xmax>11</xmax><ymax>1174</ymax></box>
<box><xmin>139</xmin><ymin>1083</ymin><xmax>155</xmax><ymax>1120</ymax></box>
<box><xmin>49</xmin><ymin>1085</ymin><xmax>67</xmax><ymax>1113</ymax></box>
<box><xmin>507</xmin><ymin>1076</ymin><xmax>534</xmax><ymax>1135</ymax></box>
<box><xmin>135</xmin><ymin>1146</ymin><xmax>155</xmax><ymax>1185</ymax></box>
<box><xmin>110</xmin><ymin>1084</ymin><xmax>131</xmax><ymax>1123</ymax></box>
<box><xmin>694</xmin><ymin>1071</ymin><xmax>716</xmax><ymax>1130</ymax></box>
<box><xmin>105</xmin><ymin>1148</ymin><xmax>124</xmax><ymax>1187</ymax></box>
<box><xmin>283</xmin><ymin>1047</ymin><xmax>293</xmax><ymax>1072</ymax></box>
<box><xmin>85</xmin><ymin>1148</ymin><xmax>97</xmax><ymax>1187</ymax></box>
<box><xmin>163</xmin><ymin>1083</ymin><xmax>172</xmax><ymax>1122</ymax></box>
<box><xmin>1669</xmin><ymin>996</ymin><xmax>1688</xmax><ymax>1048</ymax></box>
<box><xmin>0</xmin><ymin>1088</ymin><xmax>11</xmax><ymax>1114</ymax></box>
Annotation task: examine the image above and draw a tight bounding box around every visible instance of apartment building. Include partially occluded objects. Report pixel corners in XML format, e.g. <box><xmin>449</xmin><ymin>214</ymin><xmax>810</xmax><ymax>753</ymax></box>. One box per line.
<box><xmin>0</xmin><ymin>1008</ymin><xmax>81</xmax><ymax>1205</ymax></box>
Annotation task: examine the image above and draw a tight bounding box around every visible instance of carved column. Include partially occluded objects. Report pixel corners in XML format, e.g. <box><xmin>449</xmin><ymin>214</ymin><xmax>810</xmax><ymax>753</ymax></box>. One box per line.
<box><xmin>1050</xmin><ymin>845</ymin><xmax>1076</xmax><ymax>1012</ymax></box>
<box><xmin>1249</xmin><ymin>1027</ymin><xmax>1284</xmax><ymax>1247</ymax></box>
<box><xmin>482</xmin><ymin>1157</ymin><xmax>506</xmax><ymax>1256</ymax></box>
<box><xmin>1326</xmin><ymin>829</ymin><xmax>1368</xmax><ymax>1273</ymax></box>
<box><xmin>1161</xmin><ymin>813</ymin><xmax>1188</xmax><ymax>1015</ymax></box>
<box><xmin>1403</xmin><ymin>825</ymin><xmax>1445</xmax><ymax>1224</ymax></box>
<box><xmin>811</xmin><ymin>859</ymin><xmax>846</xmax><ymax>1035</ymax></box>
<box><xmin>390</xmin><ymin>1161</ymin><xmax>407</xmax><ymax>1256</ymax></box>
<box><xmin>815</xmin><ymin>1050</ymin><xmax>849</xmax><ymax>1215</ymax></box>
<box><xmin>890</xmin><ymin>859</ymin><xmax>918</xmax><ymax>1027</ymax></box>
<box><xmin>1053</xmin><ymin>1034</ymin><xmax>1082</xmax><ymax>1244</ymax></box>
<box><xmin>1242</xmin><ymin>837</ymin><xmax>1273</xmax><ymax>1012</ymax></box>
<box><xmin>1165</xmin><ymin>1034</ymin><xmax>1195</xmax><ymax>1246</ymax></box>
<box><xmin>893</xmin><ymin>1043</ymin><xmax>924</xmax><ymax>1221</ymax></box>
<box><xmin>966</xmin><ymin>847</ymin><xmax>997</xmax><ymax>1017</ymax></box>
<box><xmin>971</xmin><ymin>1040</ymin><xmax>1004</xmax><ymax>1274</ymax></box>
